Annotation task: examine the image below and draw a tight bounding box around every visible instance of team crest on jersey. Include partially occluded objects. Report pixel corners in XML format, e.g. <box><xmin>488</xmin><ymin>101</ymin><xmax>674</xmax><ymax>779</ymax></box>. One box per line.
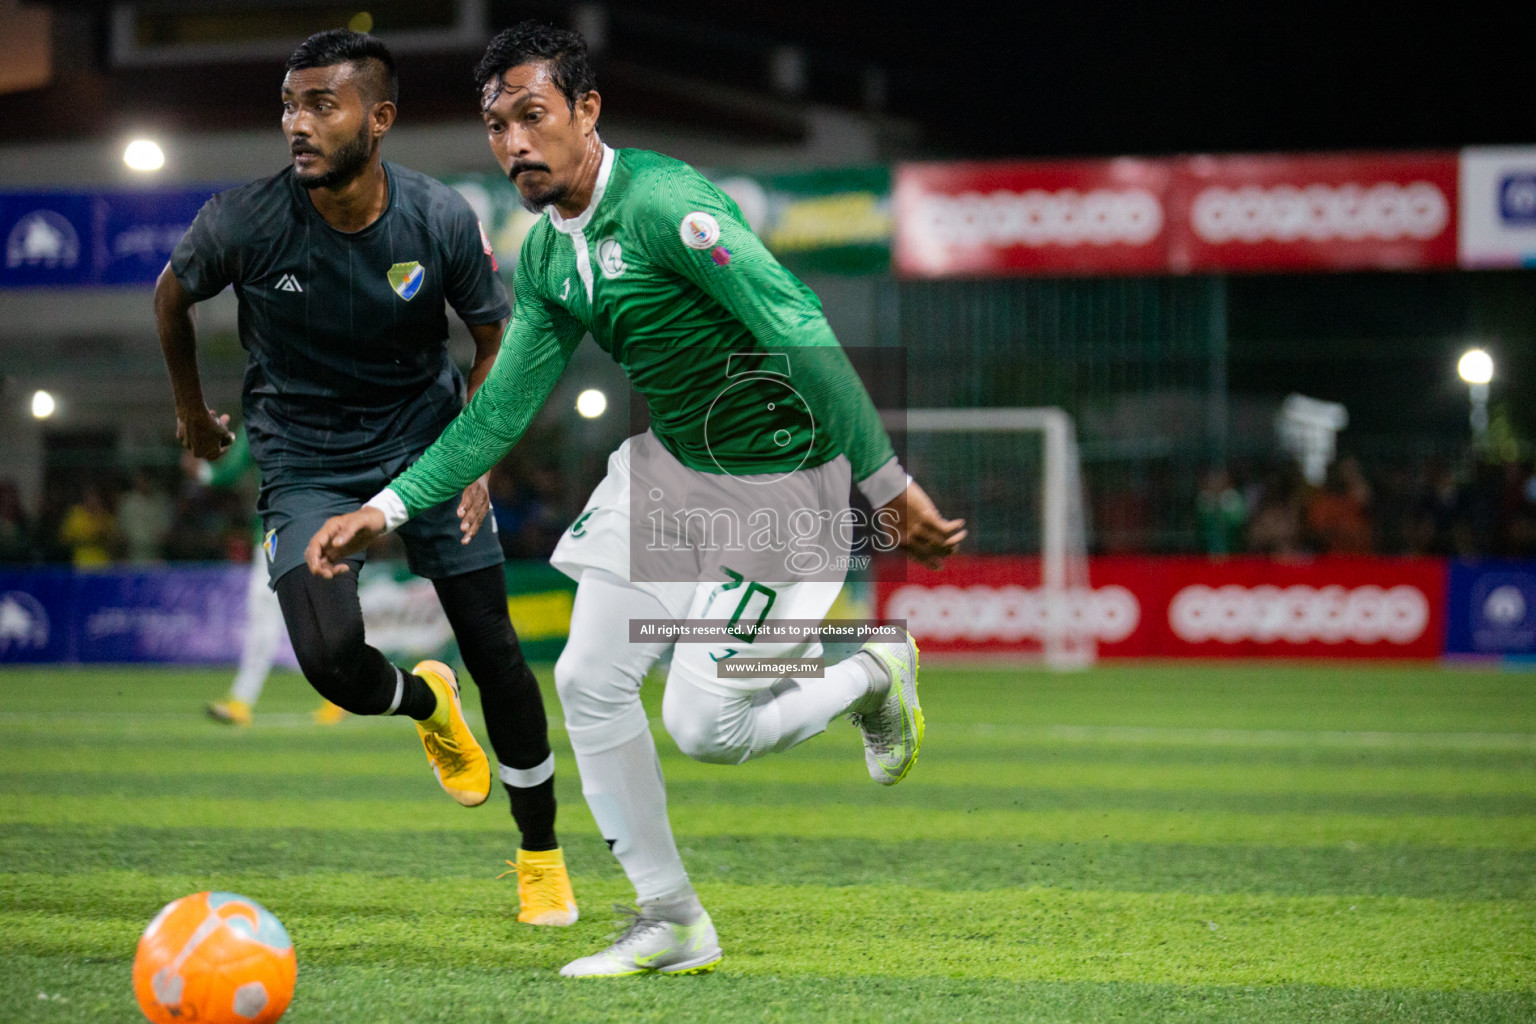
<box><xmin>387</xmin><ymin>261</ymin><xmax>425</xmax><ymax>301</ymax></box>
<box><xmin>680</xmin><ymin>211</ymin><xmax>720</xmax><ymax>250</ymax></box>
<box><xmin>263</xmin><ymin>529</ymin><xmax>277</xmax><ymax>563</ymax></box>
<box><xmin>596</xmin><ymin>236</ymin><xmax>626</xmax><ymax>279</ymax></box>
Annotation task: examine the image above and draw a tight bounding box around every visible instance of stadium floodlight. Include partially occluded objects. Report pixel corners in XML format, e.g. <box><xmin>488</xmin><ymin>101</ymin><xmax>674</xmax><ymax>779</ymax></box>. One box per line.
<box><xmin>1458</xmin><ymin>347</ymin><xmax>1494</xmax><ymax>446</ymax></box>
<box><xmin>123</xmin><ymin>139</ymin><xmax>165</xmax><ymax>172</ymax></box>
<box><xmin>576</xmin><ymin>388</ymin><xmax>607</xmax><ymax>419</ymax></box>
<box><xmin>1458</xmin><ymin>348</ymin><xmax>1494</xmax><ymax>385</ymax></box>
<box><xmin>30</xmin><ymin>390</ymin><xmax>55</xmax><ymax>419</ymax></box>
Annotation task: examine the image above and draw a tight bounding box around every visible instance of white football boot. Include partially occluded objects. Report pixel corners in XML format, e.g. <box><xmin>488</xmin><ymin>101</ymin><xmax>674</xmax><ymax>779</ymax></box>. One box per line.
<box><xmin>849</xmin><ymin>630</ymin><xmax>924</xmax><ymax>785</ymax></box>
<box><xmin>559</xmin><ymin>905</ymin><xmax>722</xmax><ymax>978</ymax></box>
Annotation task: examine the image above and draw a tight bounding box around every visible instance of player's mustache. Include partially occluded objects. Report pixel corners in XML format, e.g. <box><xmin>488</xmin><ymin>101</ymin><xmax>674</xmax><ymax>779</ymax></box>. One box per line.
<box><xmin>507</xmin><ymin>160</ymin><xmax>551</xmax><ymax>182</ymax></box>
<box><xmin>291</xmin><ymin>142</ymin><xmax>321</xmax><ymax>157</ymax></box>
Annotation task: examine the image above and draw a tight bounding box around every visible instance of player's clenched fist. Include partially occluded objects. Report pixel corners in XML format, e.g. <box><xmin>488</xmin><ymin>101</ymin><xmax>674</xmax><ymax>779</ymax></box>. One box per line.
<box><xmin>305</xmin><ymin>506</ymin><xmax>388</xmax><ymax>577</ymax></box>
<box><xmin>176</xmin><ymin>406</ymin><xmax>234</xmax><ymax>460</ymax></box>
<box><xmin>879</xmin><ymin>480</ymin><xmax>966</xmax><ymax>570</ymax></box>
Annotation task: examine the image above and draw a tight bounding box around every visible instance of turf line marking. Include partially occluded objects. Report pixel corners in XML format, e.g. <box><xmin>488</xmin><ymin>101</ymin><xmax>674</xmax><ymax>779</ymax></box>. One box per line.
<box><xmin>958</xmin><ymin>724</ymin><xmax>1536</xmax><ymax>751</ymax></box>
<box><xmin>5</xmin><ymin>796</ymin><xmax>1534</xmax><ymax>847</ymax></box>
<box><xmin>6</xmin><ymin>713</ymin><xmax>1530</xmax><ymax>751</ymax></box>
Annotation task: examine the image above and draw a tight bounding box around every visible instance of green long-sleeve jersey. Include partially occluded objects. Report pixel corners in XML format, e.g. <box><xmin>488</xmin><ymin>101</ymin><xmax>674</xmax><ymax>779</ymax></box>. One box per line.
<box><xmin>385</xmin><ymin>146</ymin><xmax>899</xmax><ymax>519</ymax></box>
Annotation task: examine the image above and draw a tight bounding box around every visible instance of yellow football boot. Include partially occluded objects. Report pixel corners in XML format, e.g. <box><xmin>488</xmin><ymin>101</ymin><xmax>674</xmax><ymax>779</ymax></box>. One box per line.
<box><xmin>206</xmin><ymin>699</ymin><xmax>252</xmax><ymax>727</ymax></box>
<box><xmin>500</xmin><ymin>848</ymin><xmax>579</xmax><ymax>926</ymax></box>
<box><xmin>312</xmin><ymin>699</ymin><xmax>349</xmax><ymax>725</ymax></box>
<box><xmin>411</xmin><ymin>660</ymin><xmax>491</xmax><ymax>807</ymax></box>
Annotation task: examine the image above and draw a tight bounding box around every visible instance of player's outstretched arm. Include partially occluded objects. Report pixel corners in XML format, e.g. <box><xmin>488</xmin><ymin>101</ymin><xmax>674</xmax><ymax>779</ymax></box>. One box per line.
<box><xmin>451</xmin><ymin>318</ymin><xmax>507</xmax><ymax>545</ymax></box>
<box><xmin>305</xmin><ymin>507</ymin><xmax>387</xmax><ymax>578</ymax></box>
<box><xmin>382</xmin><ymin>250</ymin><xmax>583</xmax><ymax>524</ymax></box>
<box><xmin>878</xmin><ymin>480</ymin><xmax>966</xmax><ymax>570</ymax></box>
<box><xmin>154</xmin><ymin>263</ymin><xmax>234</xmax><ymax>459</ymax></box>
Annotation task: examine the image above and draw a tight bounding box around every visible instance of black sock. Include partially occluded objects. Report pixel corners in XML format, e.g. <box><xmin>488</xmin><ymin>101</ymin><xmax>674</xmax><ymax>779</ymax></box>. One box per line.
<box><xmin>507</xmin><ymin>778</ymin><xmax>559</xmax><ymax>851</ymax></box>
<box><xmin>394</xmin><ymin>671</ymin><xmax>438</xmax><ymax>721</ymax></box>
<box><xmin>432</xmin><ymin>565</ymin><xmax>560</xmax><ymax>850</ymax></box>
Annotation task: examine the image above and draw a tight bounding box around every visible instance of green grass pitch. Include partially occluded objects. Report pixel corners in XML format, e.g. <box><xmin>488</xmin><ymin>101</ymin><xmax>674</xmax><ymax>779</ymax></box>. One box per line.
<box><xmin>2</xmin><ymin>660</ymin><xmax>1533</xmax><ymax>1022</ymax></box>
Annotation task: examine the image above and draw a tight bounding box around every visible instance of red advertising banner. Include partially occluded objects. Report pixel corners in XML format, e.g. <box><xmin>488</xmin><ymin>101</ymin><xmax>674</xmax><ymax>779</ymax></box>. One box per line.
<box><xmin>893</xmin><ymin>151</ymin><xmax>1460</xmax><ymax>277</ymax></box>
<box><xmin>893</xmin><ymin>159</ymin><xmax>1173</xmax><ymax>278</ymax></box>
<box><xmin>1168</xmin><ymin>151</ymin><xmax>1459</xmax><ymax>272</ymax></box>
<box><xmin>877</xmin><ymin>555</ymin><xmax>1447</xmax><ymax>659</ymax></box>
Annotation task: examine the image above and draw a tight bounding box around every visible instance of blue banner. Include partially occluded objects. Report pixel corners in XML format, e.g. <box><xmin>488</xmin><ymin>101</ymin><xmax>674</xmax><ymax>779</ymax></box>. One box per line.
<box><xmin>0</xmin><ymin>570</ymin><xmax>74</xmax><ymax>663</ymax></box>
<box><xmin>0</xmin><ymin>561</ymin><xmax>573</xmax><ymax>666</ymax></box>
<box><xmin>0</xmin><ymin>566</ymin><xmax>246</xmax><ymax>663</ymax></box>
<box><xmin>0</xmin><ymin>187</ymin><xmax>221</xmax><ymax>289</ymax></box>
<box><xmin>1445</xmin><ymin>560</ymin><xmax>1536</xmax><ymax>657</ymax></box>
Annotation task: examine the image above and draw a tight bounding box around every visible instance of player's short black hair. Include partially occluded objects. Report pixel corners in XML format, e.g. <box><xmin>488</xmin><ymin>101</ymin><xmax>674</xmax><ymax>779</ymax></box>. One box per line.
<box><xmin>285</xmin><ymin>29</ymin><xmax>399</xmax><ymax>106</ymax></box>
<box><xmin>474</xmin><ymin>21</ymin><xmax>596</xmax><ymax>111</ymax></box>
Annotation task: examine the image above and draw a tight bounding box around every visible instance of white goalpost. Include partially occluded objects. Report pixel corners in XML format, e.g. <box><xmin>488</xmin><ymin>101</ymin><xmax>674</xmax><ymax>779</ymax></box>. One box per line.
<box><xmin>886</xmin><ymin>407</ymin><xmax>1096</xmax><ymax>669</ymax></box>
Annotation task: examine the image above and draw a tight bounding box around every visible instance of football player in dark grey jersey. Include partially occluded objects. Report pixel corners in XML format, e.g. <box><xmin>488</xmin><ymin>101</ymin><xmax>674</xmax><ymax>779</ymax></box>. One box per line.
<box><xmin>153</xmin><ymin>29</ymin><xmax>577</xmax><ymax>926</ymax></box>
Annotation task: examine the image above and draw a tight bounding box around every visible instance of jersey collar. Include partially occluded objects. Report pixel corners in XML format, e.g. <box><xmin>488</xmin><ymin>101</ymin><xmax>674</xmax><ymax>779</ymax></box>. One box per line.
<box><xmin>546</xmin><ymin>145</ymin><xmax>615</xmax><ymax>236</ymax></box>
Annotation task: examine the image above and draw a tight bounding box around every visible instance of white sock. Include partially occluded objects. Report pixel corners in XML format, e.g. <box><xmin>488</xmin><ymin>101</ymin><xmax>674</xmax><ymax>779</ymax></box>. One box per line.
<box><xmin>230</xmin><ymin>568</ymin><xmax>282</xmax><ymax>705</ymax></box>
<box><xmin>574</xmin><ymin>727</ymin><xmax>694</xmax><ymax>903</ymax></box>
<box><xmin>847</xmin><ymin>650</ymin><xmax>892</xmax><ymax>715</ymax></box>
<box><xmin>640</xmin><ymin>884</ymin><xmax>705</xmax><ymax>923</ymax></box>
<box><xmin>663</xmin><ymin>651</ymin><xmax>884</xmax><ymax>763</ymax></box>
<box><xmin>751</xmin><ymin>655</ymin><xmax>878</xmax><ymax>753</ymax></box>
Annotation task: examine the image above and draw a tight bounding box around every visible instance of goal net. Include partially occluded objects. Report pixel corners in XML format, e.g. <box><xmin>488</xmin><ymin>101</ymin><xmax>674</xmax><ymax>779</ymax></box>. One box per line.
<box><xmin>886</xmin><ymin>407</ymin><xmax>1095</xmax><ymax>668</ymax></box>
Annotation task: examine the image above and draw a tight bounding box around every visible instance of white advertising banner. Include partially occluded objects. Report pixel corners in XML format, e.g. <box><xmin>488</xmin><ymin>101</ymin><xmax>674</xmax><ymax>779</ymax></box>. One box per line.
<box><xmin>1458</xmin><ymin>146</ymin><xmax>1536</xmax><ymax>268</ymax></box>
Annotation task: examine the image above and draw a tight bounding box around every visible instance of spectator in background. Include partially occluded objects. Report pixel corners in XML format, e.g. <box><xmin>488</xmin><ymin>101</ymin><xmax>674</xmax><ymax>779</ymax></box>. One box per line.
<box><xmin>1304</xmin><ymin>456</ymin><xmax>1373</xmax><ymax>554</ymax></box>
<box><xmin>1094</xmin><ymin>487</ymin><xmax>1151</xmax><ymax>554</ymax></box>
<box><xmin>1505</xmin><ymin>460</ymin><xmax>1536</xmax><ymax>557</ymax></box>
<box><xmin>1372</xmin><ymin>464</ymin><xmax>1419</xmax><ymax>554</ymax></box>
<box><xmin>0</xmin><ymin>480</ymin><xmax>32</xmax><ymax>564</ymax></box>
<box><xmin>118</xmin><ymin>470</ymin><xmax>174</xmax><ymax>563</ymax></box>
<box><xmin>1461</xmin><ymin>460</ymin><xmax>1505</xmax><ymax>558</ymax></box>
<box><xmin>488</xmin><ymin>463</ymin><xmax>567</xmax><ymax>559</ymax></box>
<box><xmin>1246</xmin><ymin>465</ymin><xmax>1305</xmax><ymax>557</ymax></box>
<box><xmin>1196</xmin><ymin>467</ymin><xmax>1246</xmax><ymax>556</ymax></box>
<box><xmin>1421</xmin><ymin>459</ymin><xmax>1462</xmax><ymax>555</ymax></box>
<box><xmin>58</xmin><ymin>485</ymin><xmax>118</xmax><ymax>567</ymax></box>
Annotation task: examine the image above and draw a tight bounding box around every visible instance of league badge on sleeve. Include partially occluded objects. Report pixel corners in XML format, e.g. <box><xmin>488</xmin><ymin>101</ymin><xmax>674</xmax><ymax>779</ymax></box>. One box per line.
<box><xmin>387</xmin><ymin>261</ymin><xmax>425</xmax><ymax>301</ymax></box>
<box><xmin>478</xmin><ymin>220</ymin><xmax>498</xmax><ymax>271</ymax></box>
<box><xmin>680</xmin><ymin>212</ymin><xmax>721</xmax><ymax>250</ymax></box>
<box><xmin>263</xmin><ymin>529</ymin><xmax>278</xmax><ymax>563</ymax></box>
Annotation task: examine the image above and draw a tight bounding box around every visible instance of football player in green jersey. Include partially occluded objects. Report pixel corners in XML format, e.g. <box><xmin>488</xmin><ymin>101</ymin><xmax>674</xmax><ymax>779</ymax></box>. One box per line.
<box><xmin>306</xmin><ymin>22</ymin><xmax>965</xmax><ymax>978</ymax></box>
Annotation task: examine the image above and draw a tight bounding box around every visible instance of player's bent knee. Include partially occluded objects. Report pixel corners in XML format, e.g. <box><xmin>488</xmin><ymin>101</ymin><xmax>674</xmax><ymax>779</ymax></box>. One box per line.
<box><xmin>552</xmin><ymin>644</ymin><xmax>598</xmax><ymax>711</ymax></box>
<box><xmin>554</xmin><ymin>642</ymin><xmax>644</xmax><ymax>735</ymax></box>
<box><xmin>661</xmin><ymin>698</ymin><xmax>749</xmax><ymax>765</ymax></box>
<box><xmin>284</xmin><ymin>611</ymin><xmax>374</xmax><ymax>709</ymax></box>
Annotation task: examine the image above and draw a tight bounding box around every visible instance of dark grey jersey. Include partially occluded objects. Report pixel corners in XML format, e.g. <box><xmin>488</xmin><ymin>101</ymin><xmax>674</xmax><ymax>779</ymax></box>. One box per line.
<box><xmin>170</xmin><ymin>162</ymin><xmax>510</xmax><ymax>471</ymax></box>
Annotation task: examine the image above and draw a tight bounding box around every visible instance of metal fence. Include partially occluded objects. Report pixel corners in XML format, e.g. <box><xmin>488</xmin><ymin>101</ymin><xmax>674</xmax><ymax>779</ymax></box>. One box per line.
<box><xmin>890</xmin><ymin>275</ymin><xmax>1227</xmax><ymax>553</ymax></box>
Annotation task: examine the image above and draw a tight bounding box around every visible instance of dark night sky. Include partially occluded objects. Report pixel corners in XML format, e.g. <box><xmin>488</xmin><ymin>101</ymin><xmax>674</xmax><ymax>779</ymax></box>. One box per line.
<box><xmin>634</xmin><ymin>1</ymin><xmax>1536</xmax><ymax>158</ymax></box>
<box><xmin>10</xmin><ymin>2</ymin><xmax>1533</xmax><ymax>158</ymax></box>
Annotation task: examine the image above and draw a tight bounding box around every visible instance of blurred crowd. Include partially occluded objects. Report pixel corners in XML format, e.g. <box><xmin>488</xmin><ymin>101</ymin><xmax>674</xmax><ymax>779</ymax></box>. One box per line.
<box><xmin>0</xmin><ymin>471</ymin><xmax>247</xmax><ymax>568</ymax></box>
<box><xmin>1193</xmin><ymin>455</ymin><xmax>1536</xmax><ymax>559</ymax></box>
<box><xmin>0</xmin><ymin>457</ymin><xmax>574</xmax><ymax>568</ymax></box>
<box><xmin>5</xmin><ymin>451</ymin><xmax>1536</xmax><ymax>568</ymax></box>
